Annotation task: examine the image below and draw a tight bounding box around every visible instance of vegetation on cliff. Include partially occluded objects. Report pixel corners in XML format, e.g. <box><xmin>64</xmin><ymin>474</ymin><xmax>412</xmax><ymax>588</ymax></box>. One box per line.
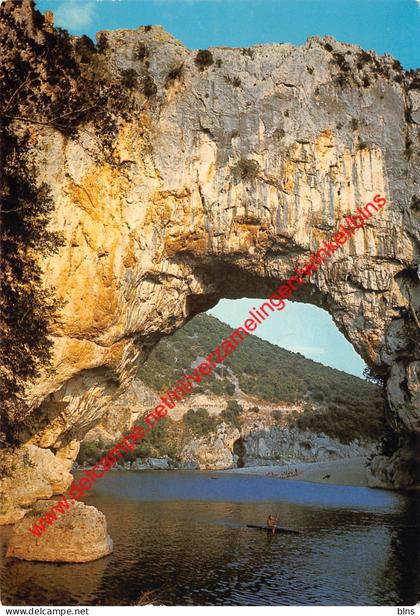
<box><xmin>78</xmin><ymin>416</ymin><xmax>179</xmax><ymax>465</ymax></box>
<box><xmin>0</xmin><ymin>0</ymin><xmax>137</xmax><ymax>444</ymax></box>
<box><xmin>77</xmin><ymin>400</ymin><xmax>243</xmax><ymax>465</ymax></box>
<box><xmin>77</xmin><ymin>313</ymin><xmax>385</xmax><ymax>465</ymax></box>
<box><xmin>0</xmin><ymin>135</ymin><xmax>63</xmax><ymax>446</ymax></box>
<box><xmin>137</xmin><ymin>314</ymin><xmax>385</xmax><ymax>444</ymax></box>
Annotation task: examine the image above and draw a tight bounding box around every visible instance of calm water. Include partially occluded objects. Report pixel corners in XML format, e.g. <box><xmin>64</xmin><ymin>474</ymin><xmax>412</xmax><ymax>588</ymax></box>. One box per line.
<box><xmin>1</xmin><ymin>470</ymin><xmax>419</xmax><ymax>606</ymax></box>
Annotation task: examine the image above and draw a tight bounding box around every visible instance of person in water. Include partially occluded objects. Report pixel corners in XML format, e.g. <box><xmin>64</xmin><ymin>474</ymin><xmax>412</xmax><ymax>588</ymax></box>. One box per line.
<box><xmin>266</xmin><ymin>515</ymin><xmax>277</xmax><ymax>534</ymax></box>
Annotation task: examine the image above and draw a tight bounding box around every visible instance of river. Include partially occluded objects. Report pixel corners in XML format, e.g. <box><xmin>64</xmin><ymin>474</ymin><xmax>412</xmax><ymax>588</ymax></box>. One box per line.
<box><xmin>1</xmin><ymin>470</ymin><xmax>419</xmax><ymax>605</ymax></box>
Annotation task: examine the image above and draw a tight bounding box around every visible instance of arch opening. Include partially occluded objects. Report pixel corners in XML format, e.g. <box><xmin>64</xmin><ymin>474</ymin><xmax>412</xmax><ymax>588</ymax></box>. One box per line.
<box><xmin>77</xmin><ymin>296</ymin><xmax>387</xmax><ymax>479</ymax></box>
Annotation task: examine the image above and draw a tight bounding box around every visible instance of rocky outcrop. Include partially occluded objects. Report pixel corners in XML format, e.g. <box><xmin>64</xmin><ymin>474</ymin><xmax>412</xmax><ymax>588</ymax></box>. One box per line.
<box><xmin>0</xmin><ymin>443</ymin><xmax>78</xmax><ymax>525</ymax></box>
<box><xmin>366</xmin><ymin>436</ymin><xmax>420</xmax><ymax>489</ymax></box>
<box><xmin>79</xmin><ymin>401</ymin><xmax>375</xmax><ymax>470</ymax></box>
<box><xmin>1</xmin><ymin>0</ymin><xmax>419</xmax><ymax>533</ymax></box>
<box><xmin>181</xmin><ymin>423</ymin><xmax>241</xmax><ymax>469</ymax></box>
<box><xmin>242</xmin><ymin>427</ymin><xmax>376</xmax><ymax>466</ymax></box>
<box><xmin>6</xmin><ymin>500</ymin><xmax>113</xmax><ymax>562</ymax></box>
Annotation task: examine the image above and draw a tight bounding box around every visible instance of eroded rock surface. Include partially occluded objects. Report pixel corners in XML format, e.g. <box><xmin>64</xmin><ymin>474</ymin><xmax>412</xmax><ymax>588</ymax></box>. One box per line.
<box><xmin>1</xmin><ymin>0</ymin><xmax>419</xmax><ymax>532</ymax></box>
<box><xmin>242</xmin><ymin>427</ymin><xmax>376</xmax><ymax>466</ymax></box>
<box><xmin>181</xmin><ymin>423</ymin><xmax>241</xmax><ymax>469</ymax></box>
<box><xmin>6</xmin><ymin>500</ymin><xmax>113</xmax><ymax>562</ymax></box>
<box><xmin>0</xmin><ymin>443</ymin><xmax>77</xmax><ymax>525</ymax></box>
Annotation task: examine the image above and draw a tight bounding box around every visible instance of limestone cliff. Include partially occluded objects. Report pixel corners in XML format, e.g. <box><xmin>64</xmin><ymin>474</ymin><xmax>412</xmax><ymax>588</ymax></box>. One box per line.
<box><xmin>80</xmin><ymin>378</ymin><xmax>376</xmax><ymax>470</ymax></box>
<box><xmin>1</xmin><ymin>0</ymin><xmax>419</xmax><ymax>529</ymax></box>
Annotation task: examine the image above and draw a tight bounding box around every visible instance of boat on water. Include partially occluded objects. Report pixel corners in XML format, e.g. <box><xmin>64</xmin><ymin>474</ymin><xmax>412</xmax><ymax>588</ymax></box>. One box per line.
<box><xmin>246</xmin><ymin>524</ymin><xmax>300</xmax><ymax>535</ymax></box>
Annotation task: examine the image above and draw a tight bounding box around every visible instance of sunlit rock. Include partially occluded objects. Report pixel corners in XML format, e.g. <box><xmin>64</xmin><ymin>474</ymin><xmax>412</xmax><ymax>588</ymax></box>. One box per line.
<box><xmin>0</xmin><ymin>444</ymin><xmax>77</xmax><ymax>525</ymax></box>
<box><xmin>6</xmin><ymin>500</ymin><xmax>113</xmax><ymax>562</ymax></box>
<box><xmin>181</xmin><ymin>423</ymin><xmax>241</xmax><ymax>469</ymax></box>
<box><xmin>1</xmin><ymin>0</ymin><xmax>419</xmax><ymax>535</ymax></box>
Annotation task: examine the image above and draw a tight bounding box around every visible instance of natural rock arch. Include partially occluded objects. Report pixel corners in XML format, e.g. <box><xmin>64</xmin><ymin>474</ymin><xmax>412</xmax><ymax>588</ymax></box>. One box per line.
<box><xmin>1</xmin><ymin>0</ymin><xmax>419</xmax><ymax>526</ymax></box>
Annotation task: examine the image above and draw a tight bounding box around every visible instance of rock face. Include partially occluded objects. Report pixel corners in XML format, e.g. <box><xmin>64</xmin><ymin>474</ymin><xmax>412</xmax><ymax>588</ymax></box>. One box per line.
<box><xmin>366</xmin><ymin>437</ymin><xmax>420</xmax><ymax>489</ymax></box>
<box><xmin>0</xmin><ymin>443</ymin><xmax>78</xmax><ymax>525</ymax></box>
<box><xmin>1</xmin><ymin>0</ymin><xmax>419</xmax><ymax>530</ymax></box>
<box><xmin>242</xmin><ymin>427</ymin><xmax>375</xmax><ymax>466</ymax></box>
<box><xmin>6</xmin><ymin>500</ymin><xmax>113</xmax><ymax>562</ymax></box>
<box><xmin>181</xmin><ymin>423</ymin><xmax>241</xmax><ymax>469</ymax></box>
<box><xmin>79</xmin><ymin>388</ymin><xmax>374</xmax><ymax>470</ymax></box>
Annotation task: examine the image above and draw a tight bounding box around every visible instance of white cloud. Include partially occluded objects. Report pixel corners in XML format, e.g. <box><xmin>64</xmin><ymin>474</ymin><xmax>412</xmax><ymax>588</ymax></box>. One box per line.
<box><xmin>55</xmin><ymin>0</ymin><xmax>96</xmax><ymax>31</ymax></box>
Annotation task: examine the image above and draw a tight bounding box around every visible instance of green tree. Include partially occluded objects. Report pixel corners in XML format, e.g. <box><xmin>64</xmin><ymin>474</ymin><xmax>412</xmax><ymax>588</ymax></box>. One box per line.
<box><xmin>1</xmin><ymin>133</ymin><xmax>63</xmax><ymax>445</ymax></box>
<box><xmin>220</xmin><ymin>400</ymin><xmax>242</xmax><ymax>429</ymax></box>
<box><xmin>184</xmin><ymin>408</ymin><xmax>217</xmax><ymax>436</ymax></box>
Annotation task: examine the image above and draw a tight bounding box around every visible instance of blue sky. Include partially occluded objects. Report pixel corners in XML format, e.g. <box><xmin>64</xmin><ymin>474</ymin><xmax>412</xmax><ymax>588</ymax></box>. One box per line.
<box><xmin>39</xmin><ymin>0</ymin><xmax>419</xmax><ymax>68</ymax></box>
<box><xmin>209</xmin><ymin>300</ymin><xmax>366</xmax><ymax>377</ymax></box>
<box><xmin>37</xmin><ymin>0</ymin><xmax>419</xmax><ymax>377</ymax></box>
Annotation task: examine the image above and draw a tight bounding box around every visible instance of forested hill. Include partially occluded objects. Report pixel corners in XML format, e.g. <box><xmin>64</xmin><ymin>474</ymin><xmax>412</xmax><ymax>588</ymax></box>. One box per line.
<box><xmin>137</xmin><ymin>314</ymin><xmax>385</xmax><ymax>443</ymax></box>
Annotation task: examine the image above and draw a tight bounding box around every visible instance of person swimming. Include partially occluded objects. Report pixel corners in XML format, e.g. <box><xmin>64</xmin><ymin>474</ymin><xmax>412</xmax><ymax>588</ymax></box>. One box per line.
<box><xmin>266</xmin><ymin>515</ymin><xmax>277</xmax><ymax>534</ymax></box>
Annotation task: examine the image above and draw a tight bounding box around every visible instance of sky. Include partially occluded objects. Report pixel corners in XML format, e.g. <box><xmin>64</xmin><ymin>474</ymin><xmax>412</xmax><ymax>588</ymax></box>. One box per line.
<box><xmin>38</xmin><ymin>0</ymin><xmax>419</xmax><ymax>69</ymax></box>
<box><xmin>209</xmin><ymin>300</ymin><xmax>366</xmax><ymax>377</ymax></box>
<box><xmin>36</xmin><ymin>0</ymin><xmax>419</xmax><ymax>378</ymax></box>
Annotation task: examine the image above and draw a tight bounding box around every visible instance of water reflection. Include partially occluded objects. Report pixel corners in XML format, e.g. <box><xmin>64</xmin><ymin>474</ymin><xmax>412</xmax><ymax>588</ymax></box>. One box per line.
<box><xmin>1</xmin><ymin>471</ymin><xmax>419</xmax><ymax>606</ymax></box>
<box><xmin>384</xmin><ymin>496</ymin><xmax>420</xmax><ymax>605</ymax></box>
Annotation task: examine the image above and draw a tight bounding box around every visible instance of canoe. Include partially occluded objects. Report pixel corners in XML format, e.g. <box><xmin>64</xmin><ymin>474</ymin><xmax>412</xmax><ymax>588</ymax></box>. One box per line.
<box><xmin>246</xmin><ymin>524</ymin><xmax>300</xmax><ymax>535</ymax></box>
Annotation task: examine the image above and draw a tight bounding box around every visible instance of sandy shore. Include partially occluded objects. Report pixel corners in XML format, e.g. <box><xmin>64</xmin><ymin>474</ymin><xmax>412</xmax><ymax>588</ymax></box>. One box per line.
<box><xmin>222</xmin><ymin>456</ymin><xmax>369</xmax><ymax>487</ymax></box>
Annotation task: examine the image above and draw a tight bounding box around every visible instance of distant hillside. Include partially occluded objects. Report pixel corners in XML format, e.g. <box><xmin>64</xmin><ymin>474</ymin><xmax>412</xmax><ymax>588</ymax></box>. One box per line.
<box><xmin>137</xmin><ymin>313</ymin><xmax>385</xmax><ymax>444</ymax></box>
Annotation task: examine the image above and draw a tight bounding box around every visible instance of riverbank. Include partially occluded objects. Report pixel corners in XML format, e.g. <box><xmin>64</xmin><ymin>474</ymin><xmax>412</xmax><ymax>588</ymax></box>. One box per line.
<box><xmin>74</xmin><ymin>456</ymin><xmax>371</xmax><ymax>487</ymax></box>
<box><xmin>222</xmin><ymin>456</ymin><xmax>369</xmax><ymax>487</ymax></box>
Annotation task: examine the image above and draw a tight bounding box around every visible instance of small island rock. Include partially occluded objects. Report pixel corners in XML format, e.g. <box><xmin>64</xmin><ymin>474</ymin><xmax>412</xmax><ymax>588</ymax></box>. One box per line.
<box><xmin>6</xmin><ymin>500</ymin><xmax>113</xmax><ymax>562</ymax></box>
